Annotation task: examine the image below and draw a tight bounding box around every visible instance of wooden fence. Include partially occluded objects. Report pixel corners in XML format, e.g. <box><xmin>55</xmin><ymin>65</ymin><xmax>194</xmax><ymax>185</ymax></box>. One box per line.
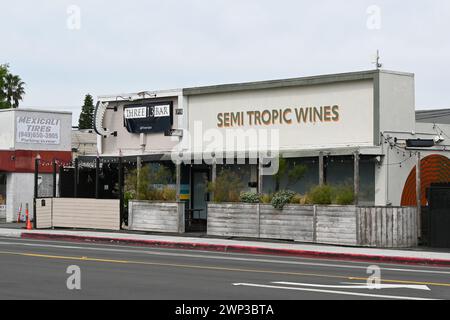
<box><xmin>35</xmin><ymin>198</ymin><xmax>120</xmax><ymax>231</ymax></box>
<box><xmin>357</xmin><ymin>207</ymin><xmax>418</xmax><ymax>248</ymax></box>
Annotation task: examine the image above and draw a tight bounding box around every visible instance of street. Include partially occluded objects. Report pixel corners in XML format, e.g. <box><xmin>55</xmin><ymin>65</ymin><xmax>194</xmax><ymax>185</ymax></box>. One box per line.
<box><xmin>0</xmin><ymin>237</ymin><xmax>449</xmax><ymax>300</ymax></box>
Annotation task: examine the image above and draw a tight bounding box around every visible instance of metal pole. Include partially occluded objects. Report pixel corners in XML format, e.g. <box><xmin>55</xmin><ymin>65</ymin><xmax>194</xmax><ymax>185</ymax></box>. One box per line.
<box><xmin>416</xmin><ymin>152</ymin><xmax>422</xmax><ymax>238</ymax></box>
<box><xmin>258</xmin><ymin>160</ymin><xmax>263</xmax><ymax>194</ymax></box>
<box><xmin>34</xmin><ymin>156</ymin><xmax>40</xmax><ymax>229</ymax></box>
<box><xmin>95</xmin><ymin>157</ymin><xmax>100</xmax><ymax>199</ymax></box>
<box><xmin>74</xmin><ymin>158</ymin><xmax>79</xmax><ymax>198</ymax></box>
<box><xmin>319</xmin><ymin>152</ymin><xmax>325</xmax><ymax>186</ymax></box>
<box><xmin>176</xmin><ymin>163</ymin><xmax>181</xmax><ymax>202</ymax></box>
<box><xmin>52</xmin><ymin>159</ymin><xmax>57</xmax><ymax>198</ymax></box>
<box><xmin>136</xmin><ymin>156</ymin><xmax>142</xmax><ymax>198</ymax></box>
<box><xmin>211</xmin><ymin>159</ymin><xmax>217</xmax><ymax>201</ymax></box>
<box><xmin>58</xmin><ymin>165</ymin><xmax>64</xmax><ymax>197</ymax></box>
<box><xmin>118</xmin><ymin>156</ymin><xmax>124</xmax><ymax>228</ymax></box>
<box><xmin>354</xmin><ymin>151</ymin><xmax>360</xmax><ymax>205</ymax></box>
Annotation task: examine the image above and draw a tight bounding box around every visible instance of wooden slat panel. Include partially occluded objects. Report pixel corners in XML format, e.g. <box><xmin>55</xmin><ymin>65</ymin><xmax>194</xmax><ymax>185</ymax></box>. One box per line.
<box><xmin>52</xmin><ymin>198</ymin><xmax>120</xmax><ymax>230</ymax></box>
<box><xmin>129</xmin><ymin>201</ymin><xmax>183</xmax><ymax>233</ymax></box>
<box><xmin>36</xmin><ymin>198</ymin><xmax>52</xmax><ymax>229</ymax></box>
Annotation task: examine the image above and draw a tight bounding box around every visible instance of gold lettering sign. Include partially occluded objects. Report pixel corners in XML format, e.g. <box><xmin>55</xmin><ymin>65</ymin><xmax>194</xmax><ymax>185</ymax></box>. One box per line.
<box><xmin>217</xmin><ymin>106</ymin><xmax>340</xmax><ymax>128</ymax></box>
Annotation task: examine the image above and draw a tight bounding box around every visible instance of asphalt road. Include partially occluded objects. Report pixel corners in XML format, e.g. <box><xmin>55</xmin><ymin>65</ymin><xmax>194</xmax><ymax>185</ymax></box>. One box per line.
<box><xmin>0</xmin><ymin>236</ymin><xmax>450</xmax><ymax>300</ymax></box>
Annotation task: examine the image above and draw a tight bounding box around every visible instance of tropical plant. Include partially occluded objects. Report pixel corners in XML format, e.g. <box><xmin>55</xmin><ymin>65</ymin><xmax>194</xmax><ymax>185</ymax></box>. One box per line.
<box><xmin>125</xmin><ymin>164</ymin><xmax>176</xmax><ymax>201</ymax></box>
<box><xmin>0</xmin><ymin>64</ymin><xmax>26</xmax><ymax>109</ymax></box>
<box><xmin>0</xmin><ymin>65</ymin><xmax>8</xmax><ymax>109</ymax></box>
<box><xmin>333</xmin><ymin>185</ymin><xmax>355</xmax><ymax>205</ymax></box>
<box><xmin>78</xmin><ymin>94</ymin><xmax>95</xmax><ymax>129</ymax></box>
<box><xmin>208</xmin><ymin>169</ymin><xmax>244</xmax><ymax>203</ymax></box>
<box><xmin>4</xmin><ymin>74</ymin><xmax>25</xmax><ymax>108</ymax></box>
<box><xmin>274</xmin><ymin>157</ymin><xmax>307</xmax><ymax>192</ymax></box>
<box><xmin>308</xmin><ymin>185</ymin><xmax>334</xmax><ymax>205</ymax></box>
<box><xmin>306</xmin><ymin>184</ymin><xmax>355</xmax><ymax>205</ymax></box>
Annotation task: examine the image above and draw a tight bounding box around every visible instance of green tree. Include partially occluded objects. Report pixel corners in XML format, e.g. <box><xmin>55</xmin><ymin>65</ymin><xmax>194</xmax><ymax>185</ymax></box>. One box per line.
<box><xmin>78</xmin><ymin>94</ymin><xmax>95</xmax><ymax>129</ymax></box>
<box><xmin>5</xmin><ymin>74</ymin><xmax>25</xmax><ymax>108</ymax></box>
<box><xmin>0</xmin><ymin>65</ymin><xmax>8</xmax><ymax>109</ymax></box>
<box><xmin>0</xmin><ymin>64</ymin><xmax>26</xmax><ymax>109</ymax></box>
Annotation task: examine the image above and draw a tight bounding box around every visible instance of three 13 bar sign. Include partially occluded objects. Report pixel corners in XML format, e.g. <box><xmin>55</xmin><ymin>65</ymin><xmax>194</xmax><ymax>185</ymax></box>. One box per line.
<box><xmin>124</xmin><ymin>102</ymin><xmax>173</xmax><ymax>134</ymax></box>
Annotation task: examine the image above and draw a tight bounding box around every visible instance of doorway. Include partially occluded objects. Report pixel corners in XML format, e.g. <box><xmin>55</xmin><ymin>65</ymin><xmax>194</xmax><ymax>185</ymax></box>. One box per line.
<box><xmin>187</xmin><ymin>166</ymin><xmax>210</xmax><ymax>232</ymax></box>
<box><xmin>427</xmin><ymin>183</ymin><xmax>450</xmax><ymax>248</ymax></box>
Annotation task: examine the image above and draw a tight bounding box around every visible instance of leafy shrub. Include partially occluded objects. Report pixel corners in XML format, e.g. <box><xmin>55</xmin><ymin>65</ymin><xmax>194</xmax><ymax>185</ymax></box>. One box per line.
<box><xmin>240</xmin><ymin>192</ymin><xmax>260</xmax><ymax>204</ymax></box>
<box><xmin>307</xmin><ymin>184</ymin><xmax>355</xmax><ymax>205</ymax></box>
<box><xmin>271</xmin><ymin>190</ymin><xmax>296</xmax><ymax>210</ymax></box>
<box><xmin>208</xmin><ymin>169</ymin><xmax>244</xmax><ymax>203</ymax></box>
<box><xmin>308</xmin><ymin>185</ymin><xmax>334</xmax><ymax>205</ymax></box>
<box><xmin>333</xmin><ymin>185</ymin><xmax>355</xmax><ymax>205</ymax></box>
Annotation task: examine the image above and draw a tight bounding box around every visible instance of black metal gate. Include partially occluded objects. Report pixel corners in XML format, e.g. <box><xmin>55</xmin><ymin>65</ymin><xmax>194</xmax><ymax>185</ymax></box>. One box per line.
<box><xmin>428</xmin><ymin>183</ymin><xmax>450</xmax><ymax>248</ymax></box>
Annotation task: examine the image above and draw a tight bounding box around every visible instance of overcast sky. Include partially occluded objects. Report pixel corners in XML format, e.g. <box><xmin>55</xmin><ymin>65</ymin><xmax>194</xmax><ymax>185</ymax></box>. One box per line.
<box><xmin>1</xmin><ymin>0</ymin><xmax>449</xmax><ymax>124</ymax></box>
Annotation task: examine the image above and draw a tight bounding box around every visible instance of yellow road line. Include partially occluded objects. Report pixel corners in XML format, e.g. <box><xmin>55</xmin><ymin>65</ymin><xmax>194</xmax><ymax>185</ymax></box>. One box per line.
<box><xmin>1</xmin><ymin>250</ymin><xmax>450</xmax><ymax>288</ymax></box>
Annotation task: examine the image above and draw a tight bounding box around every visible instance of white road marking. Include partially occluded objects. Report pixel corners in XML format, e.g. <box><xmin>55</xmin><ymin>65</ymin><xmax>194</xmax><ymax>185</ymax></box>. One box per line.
<box><xmin>273</xmin><ymin>281</ymin><xmax>430</xmax><ymax>291</ymax></box>
<box><xmin>233</xmin><ymin>283</ymin><xmax>436</xmax><ymax>300</ymax></box>
<box><xmin>0</xmin><ymin>240</ymin><xmax>449</xmax><ymax>276</ymax></box>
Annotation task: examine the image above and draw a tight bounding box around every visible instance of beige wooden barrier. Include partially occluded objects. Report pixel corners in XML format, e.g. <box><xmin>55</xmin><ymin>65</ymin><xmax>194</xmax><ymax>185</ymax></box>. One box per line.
<box><xmin>36</xmin><ymin>198</ymin><xmax>53</xmax><ymax>229</ymax></box>
<box><xmin>35</xmin><ymin>198</ymin><xmax>120</xmax><ymax>231</ymax></box>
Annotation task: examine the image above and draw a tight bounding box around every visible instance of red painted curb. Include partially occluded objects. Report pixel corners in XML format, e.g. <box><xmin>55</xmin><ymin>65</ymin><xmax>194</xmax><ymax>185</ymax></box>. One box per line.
<box><xmin>21</xmin><ymin>232</ymin><xmax>450</xmax><ymax>268</ymax></box>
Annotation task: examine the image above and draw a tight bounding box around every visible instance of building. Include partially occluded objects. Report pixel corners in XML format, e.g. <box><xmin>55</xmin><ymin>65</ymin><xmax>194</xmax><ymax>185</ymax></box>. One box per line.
<box><xmin>71</xmin><ymin>128</ymin><xmax>98</xmax><ymax>158</ymax></box>
<box><xmin>416</xmin><ymin>108</ymin><xmax>450</xmax><ymax>125</ymax></box>
<box><xmin>94</xmin><ymin>70</ymin><xmax>450</xmax><ymax>228</ymax></box>
<box><xmin>0</xmin><ymin>108</ymin><xmax>72</xmax><ymax>222</ymax></box>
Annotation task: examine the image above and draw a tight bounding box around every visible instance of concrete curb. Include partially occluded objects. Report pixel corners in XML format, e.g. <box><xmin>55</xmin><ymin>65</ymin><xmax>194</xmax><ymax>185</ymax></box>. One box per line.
<box><xmin>20</xmin><ymin>232</ymin><xmax>450</xmax><ymax>268</ymax></box>
<box><xmin>0</xmin><ymin>229</ymin><xmax>23</xmax><ymax>238</ymax></box>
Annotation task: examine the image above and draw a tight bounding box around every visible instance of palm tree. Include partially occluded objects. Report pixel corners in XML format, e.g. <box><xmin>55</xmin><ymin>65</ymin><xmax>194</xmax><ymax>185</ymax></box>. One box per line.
<box><xmin>5</xmin><ymin>74</ymin><xmax>25</xmax><ymax>108</ymax></box>
<box><xmin>0</xmin><ymin>65</ymin><xmax>8</xmax><ymax>109</ymax></box>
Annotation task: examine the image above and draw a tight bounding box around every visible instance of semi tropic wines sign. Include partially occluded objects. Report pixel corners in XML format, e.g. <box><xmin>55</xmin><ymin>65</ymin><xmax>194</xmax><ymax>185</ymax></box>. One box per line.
<box><xmin>217</xmin><ymin>106</ymin><xmax>340</xmax><ymax>128</ymax></box>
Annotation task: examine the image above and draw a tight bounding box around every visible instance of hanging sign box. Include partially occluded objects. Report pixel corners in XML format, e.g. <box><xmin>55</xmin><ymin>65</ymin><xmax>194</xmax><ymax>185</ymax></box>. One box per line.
<box><xmin>124</xmin><ymin>102</ymin><xmax>173</xmax><ymax>134</ymax></box>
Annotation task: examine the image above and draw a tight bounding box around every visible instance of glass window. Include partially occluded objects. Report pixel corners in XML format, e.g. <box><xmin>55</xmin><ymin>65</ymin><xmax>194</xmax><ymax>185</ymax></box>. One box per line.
<box><xmin>263</xmin><ymin>158</ymin><xmax>319</xmax><ymax>195</ymax></box>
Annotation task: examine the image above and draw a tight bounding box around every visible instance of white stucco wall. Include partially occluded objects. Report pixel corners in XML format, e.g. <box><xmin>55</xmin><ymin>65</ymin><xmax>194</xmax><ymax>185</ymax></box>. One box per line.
<box><xmin>5</xmin><ymin>172</ymin><xmax>57</xmax><ymax>223</ymax></box>
<box><xmin>6</xmin><ymin>173</ymin><xmax>34</xmax><ymax>222</ymax></box>
<box><xmin>379</xmin><ymin>71</ymin><xmax>416</xmax><ymax>136</ymax></box>
<box><xmin>0</xmin><ymin>111</ymin><xmax>15</xmax><ymax>150</ymax></box>
<box><xmin>100</xmin><ymin>97</ymin><xmax>183</xmax><ymax>157</ymax></box>
<box><xmin>375</xmin><ymin>122</ymin><xmax>450</xmax><ymax>206</ymax></box>
<box><xmin>187</xmin><ymin>80</ymin><xmax>375</xmax><ymax>152</ymax></box>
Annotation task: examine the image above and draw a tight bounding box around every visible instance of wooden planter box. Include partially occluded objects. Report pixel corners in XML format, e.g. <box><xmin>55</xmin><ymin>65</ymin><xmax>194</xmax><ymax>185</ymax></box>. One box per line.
<box><xmin>207</xmin><ymin>203</ymin><xmax>418</xmax><ymax>248</ymax></box>
<box><xmin>128</xmin><ymin>201</ymin><xmax>185</xmax><ymax>234</ymax></box>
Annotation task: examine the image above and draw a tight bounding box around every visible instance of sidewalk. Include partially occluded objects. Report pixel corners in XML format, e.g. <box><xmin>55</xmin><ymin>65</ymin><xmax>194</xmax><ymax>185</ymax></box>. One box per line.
<box><xmin>1</xmin><ymin>227</ymin><xmax>450</xmax><ymax>267</ymax></box>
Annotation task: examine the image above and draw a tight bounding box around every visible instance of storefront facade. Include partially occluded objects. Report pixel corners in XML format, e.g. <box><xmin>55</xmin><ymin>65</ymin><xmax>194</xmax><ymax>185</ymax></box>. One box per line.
<box><xmin>95</xmin><ymin>70</ymin><xmax>450</xmax><ymax>229</ymax></box>
<box><xmin>0</xmin><ymin>109</ymin><xmax>72</xmax><ymax>222</ymax></box>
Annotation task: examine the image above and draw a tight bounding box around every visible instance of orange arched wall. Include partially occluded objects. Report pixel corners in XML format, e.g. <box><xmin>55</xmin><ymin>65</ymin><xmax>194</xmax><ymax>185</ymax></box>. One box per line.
<box><xmin>401</xmin><ymin>154</ymin><xmax>450</xmax><ymax>206</ymax></box>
